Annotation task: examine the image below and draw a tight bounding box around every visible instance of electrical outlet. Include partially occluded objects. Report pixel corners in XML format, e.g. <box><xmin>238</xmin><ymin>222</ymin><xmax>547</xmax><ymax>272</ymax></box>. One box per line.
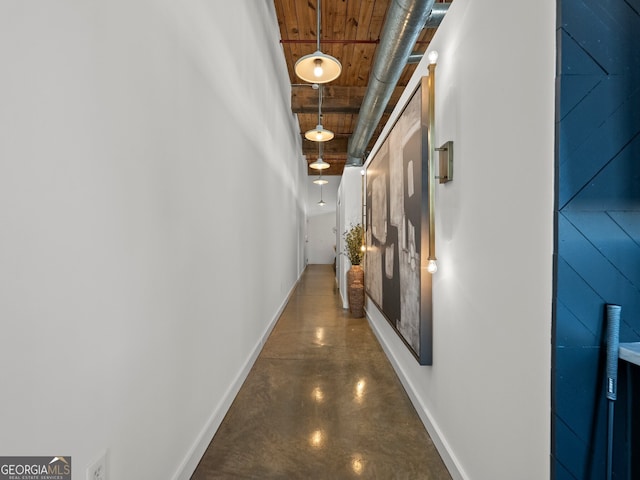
<box><xmin>86</xmin><ymin>450</ymin><xmax>107</xmax><ymax>480</ymax></box>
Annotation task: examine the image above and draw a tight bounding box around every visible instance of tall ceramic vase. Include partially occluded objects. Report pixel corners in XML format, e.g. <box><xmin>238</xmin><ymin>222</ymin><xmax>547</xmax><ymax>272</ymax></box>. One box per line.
<box><xmin>347</xmin><ymin>265</ymin><xmax>364</xmax><ymax>317</ymax></box>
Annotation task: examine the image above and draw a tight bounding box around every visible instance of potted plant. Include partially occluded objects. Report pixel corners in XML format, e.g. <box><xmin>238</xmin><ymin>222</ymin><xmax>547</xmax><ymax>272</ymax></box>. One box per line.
<box><xmin>344</xmin><ymin>223</ymin><xmax>364</xmax><ymax>266</ymax></box>
<box><xmin>343</xmin><ymin>224</ymin><xmax>365</xmax><ymax>317</ymax></box>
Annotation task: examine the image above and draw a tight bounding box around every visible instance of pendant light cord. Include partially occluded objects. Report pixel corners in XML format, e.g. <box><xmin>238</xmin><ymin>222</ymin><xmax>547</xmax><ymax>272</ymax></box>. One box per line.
<box><xmin>318</xmin><ymin>84</ymin><xmax>323</xmax><ymax>125</ymax></box>
<box><xmin>317</xmin><ymin>0</ymin><xmax>321</xmax><ymax>52</ymax></box>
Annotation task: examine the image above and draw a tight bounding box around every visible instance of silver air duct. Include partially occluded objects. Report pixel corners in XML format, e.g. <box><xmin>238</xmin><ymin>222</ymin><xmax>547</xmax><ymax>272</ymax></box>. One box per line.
<box><xmin>425</xmin><ymin>2</ymin><xmax>450</xmax><ymax>28</ymax></box>
<box><xmin>346</xmin><ymin>0</ymin><xmax>447</xmax><ymax>166</ymax></box>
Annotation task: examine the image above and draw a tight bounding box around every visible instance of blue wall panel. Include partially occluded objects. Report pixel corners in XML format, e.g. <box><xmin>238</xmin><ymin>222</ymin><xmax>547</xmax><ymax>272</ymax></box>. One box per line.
<box><xmin>554</xmin><ymin>0</ymin><xmax>640</xmax><ymax>478</ymax></box>
<box><xmin>561</xmin><ymin>0</ymin><xmax>640</xmax><ymax>75</ymax></box>
<box><xmin>568</xmin><ymin>133</ymin><xmax>640</xmax><ymax>210</ymax></box>
<box><xmin>555</xmin><ymin>346</ymin><xmax>604</xmax><ymax>443</ymax></box>
<box><xmin>558</xmin><ymin>84</ymin><xmax>640</xmax><ymax>207</ymax></box>
<box><xmin>565</xmin><ymin>212</ymin><xmax>640</xmax><ymax>288</ymax></box>
<box><xmin>609</xmin><ymin>211</ymin><xmax>640</xmax><ymax>240</ymax></box>
<box><xmin>555</xmin><ymin>300</ymin><xmax>598</xmax><ymax>347</ymax></box>
<box><xmin>556</xmin><ymin>258</ymin><xmax>604</xmax><ymax>346</ymax></box>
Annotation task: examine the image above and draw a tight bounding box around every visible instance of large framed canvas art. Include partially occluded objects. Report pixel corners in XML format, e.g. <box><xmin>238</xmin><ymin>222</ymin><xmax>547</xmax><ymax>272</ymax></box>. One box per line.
<box><xmin>364</xmin><ymin>76</ymin><xmax>433</xmax><ymax>365</ymax></box>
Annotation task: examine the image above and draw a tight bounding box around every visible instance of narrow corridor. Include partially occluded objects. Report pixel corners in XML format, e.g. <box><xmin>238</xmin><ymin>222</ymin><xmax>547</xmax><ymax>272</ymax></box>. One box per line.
<box><xmin>193</xmin><ymin>264</ymin><xmax>451</xmax><ymax>479</ymax></box>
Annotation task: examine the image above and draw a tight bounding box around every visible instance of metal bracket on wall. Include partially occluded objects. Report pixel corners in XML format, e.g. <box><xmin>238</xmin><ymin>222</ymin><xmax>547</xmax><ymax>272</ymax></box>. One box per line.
<box><xmin>436</xmin><ymin>141</ymin><xmax>453</xmax><ymax>184</ymax></box>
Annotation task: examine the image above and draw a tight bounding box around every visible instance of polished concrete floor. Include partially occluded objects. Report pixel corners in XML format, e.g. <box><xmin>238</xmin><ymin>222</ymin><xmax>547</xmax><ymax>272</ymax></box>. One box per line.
<box><xmin>192</xmin><ymin>264</ymin><xmax>451</xmax><ymax>479</ymax></box>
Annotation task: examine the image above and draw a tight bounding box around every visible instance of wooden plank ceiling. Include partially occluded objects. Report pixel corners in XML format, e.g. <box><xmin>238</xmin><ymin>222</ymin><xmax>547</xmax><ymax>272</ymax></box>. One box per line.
<box><xmin>273</xmin><ymin>0</ymin><xmax>442</xmax><ymax>176</ymax></box>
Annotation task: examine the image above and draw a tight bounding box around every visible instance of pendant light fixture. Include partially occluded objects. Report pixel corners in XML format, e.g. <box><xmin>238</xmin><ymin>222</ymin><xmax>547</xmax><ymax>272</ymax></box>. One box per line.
<box><xmin>295</xmin><ymin>0</ymin><xmax>342</xmax><ymax>84</ymax></box>
<box><xmin>318</xmin><ymin>185</ymin><xmax>326</xmax><ymax>206</ymax></box>
<box><xmin>309</xmin><ymin>140</ymin><xmax>330</xmax><ymax>170</ymax></box>
<box><xmin>313</xmin><ymin>174</ymin><xmax>328</xmax><ymax>185</ymax></box>
<box><xmin>309</xmin><ymin>157</ymin><xmax>330</xmax><ymax>170</ymax></box>
<box><xmin>305</xmin><ymin>85</ymin><xmax>334</xmax><ymax>142</ymax></box>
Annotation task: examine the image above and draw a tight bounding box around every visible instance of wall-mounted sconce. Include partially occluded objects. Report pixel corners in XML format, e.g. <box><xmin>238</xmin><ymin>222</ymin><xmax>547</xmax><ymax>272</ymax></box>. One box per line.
<box><xmin>426</xmin><ymin>55</ymin><xmax>438</xmax><ymax>274</ymax></box>
<box><xmin>436</xmin><ymin>141</ymin><xmax>453</xmax><ymax>184</ymax></box>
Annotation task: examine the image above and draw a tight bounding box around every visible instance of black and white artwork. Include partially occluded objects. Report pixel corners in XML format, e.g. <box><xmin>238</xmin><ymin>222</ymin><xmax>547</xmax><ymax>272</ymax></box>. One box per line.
<box><xmin>365</xmin><ymin>77</ymin><xmax>433</xmax><ymax>365</ymax></box>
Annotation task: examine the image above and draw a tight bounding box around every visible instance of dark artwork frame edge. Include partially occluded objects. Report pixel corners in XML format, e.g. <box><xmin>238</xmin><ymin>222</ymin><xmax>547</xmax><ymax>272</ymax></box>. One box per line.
<box><xmin>364</xmin><ymin>76</ymin><xmax>433</xmax><ymax>366</ymax></box>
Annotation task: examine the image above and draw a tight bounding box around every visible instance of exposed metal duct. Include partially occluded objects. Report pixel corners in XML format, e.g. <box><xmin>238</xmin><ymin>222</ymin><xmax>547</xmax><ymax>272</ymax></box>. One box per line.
<box><xmin>425</xmin><ymin>2</ymin><xmax>450</xmax><ymax>28</ymax></box>
<box><xmin>407</xmin><ymin>53</ymin><xmax>424</xmax><ymax>64</ymax></box>
<box><xmin>346</xmin><ymin>0</ymin><xmax>445</xmax><ymax>166</ymax></box>
<box><xmin>408</xmin><ymin>4</ymin><xmax>451</xmax><ymax>64</ymax></box>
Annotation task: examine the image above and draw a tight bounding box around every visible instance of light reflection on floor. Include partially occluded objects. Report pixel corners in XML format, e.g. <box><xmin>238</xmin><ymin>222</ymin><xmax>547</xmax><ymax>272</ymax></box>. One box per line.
<box><xmin>192</xmin><ymin>265</ymin><xmax>451</xmax><ymax>479</ymax></box>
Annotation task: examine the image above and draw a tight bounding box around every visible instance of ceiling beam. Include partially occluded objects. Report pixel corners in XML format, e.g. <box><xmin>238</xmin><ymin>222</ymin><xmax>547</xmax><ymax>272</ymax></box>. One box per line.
<box><xmin>302</xmin><ymin>137</ymin><xmax>349</xmax><ymax>155</ymax></box>
<box><xmin>292</xmin><ymin>85</ymin><xmax>404</xmax><ymax>115</ymax></box>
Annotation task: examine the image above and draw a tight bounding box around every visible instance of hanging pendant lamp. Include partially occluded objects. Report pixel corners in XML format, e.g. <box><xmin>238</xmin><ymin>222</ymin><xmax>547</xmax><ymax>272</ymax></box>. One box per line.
<box><xmin>310</xmin><ymin>141</ymin><xmax>330</xmax><ymax>170</ymax></box>
<box><xmin>313</xmin><ymin>174</ymin><xmax>328</xmax><ymax>185</ymax></box>
<box><xmin>318</xmin><ymin>185</ymin><xmax>326</xmax><ymax>206</ymax></box>
<box><xmin>310</xmin><ymin>157</ymin><xmax>330</xmax><ymax>170</ymax></box>
<box><xmin>305</xmin><ymin>85</ymin><xmax>334</xmax><ymax>142</ymax></box>
<box><xmin>295</xmin><ymin>0</ymin><xmax>342</xmax><ymax>84</ymax></box>
<box><xmin>305</xmin><ymin>124</ymin><xmax>334</xmax><ymax>142</ymax></box>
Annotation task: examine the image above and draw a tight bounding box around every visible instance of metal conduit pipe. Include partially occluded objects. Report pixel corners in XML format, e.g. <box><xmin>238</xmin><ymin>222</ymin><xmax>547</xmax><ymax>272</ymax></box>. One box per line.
<box><xmin>425</xmin><ymin>3</ymin><xmax>451</xmax><ymax>28</ymax></box>
<box><xmin>408</xmin><ymin>4</ymin><xmax>451</xmax><ymax>64</ymax></box>
<box><xmin>345</xmin><ymin>0</ymin><xmax>440</xmax><ymax>166</ymax></box>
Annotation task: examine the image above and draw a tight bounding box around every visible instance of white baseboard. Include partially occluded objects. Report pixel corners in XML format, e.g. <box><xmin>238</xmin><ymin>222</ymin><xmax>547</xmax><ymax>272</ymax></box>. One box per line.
<box><xmin>365</xmin><ymin>308</ymin><xmax>469</xmax><ymax>480</ymax></box>
<box><xmin>172</xmin><ymin>271</ymin><xmax>303</xmax><ymax>480</ymax></box>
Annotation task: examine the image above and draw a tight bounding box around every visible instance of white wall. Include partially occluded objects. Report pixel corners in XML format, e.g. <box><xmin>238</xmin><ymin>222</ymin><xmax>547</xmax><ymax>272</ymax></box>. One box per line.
<box><xmin>0</xmin><ymin>1</ymin><xmax>305</xmax><ymax>479</ymax></box>
<box><xmin>364</xmin><ymin>0</ymin><xmax>555</xmax><ymax>478</ymax></box>
<box><xmin>306</xmin><ymin>175</ymin><xmax>339</xmax><ymax>264</ymax></box>
<box><xmin>306</xmin><ymin>212</ymin><xmax>337</xmax><ymax>264</ymax></box>
<box><xmin>337</xmin><ymin>167</ymin><xmax>365</xmax><ymax>308</ymax></box>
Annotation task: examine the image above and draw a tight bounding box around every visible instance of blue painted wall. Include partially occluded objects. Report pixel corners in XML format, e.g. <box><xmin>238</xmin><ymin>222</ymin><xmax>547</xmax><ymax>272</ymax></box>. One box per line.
<box><xmin>554</xmin><ymin>0</ymin><xmax>640</xmax><ymax>478</ymax></box>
